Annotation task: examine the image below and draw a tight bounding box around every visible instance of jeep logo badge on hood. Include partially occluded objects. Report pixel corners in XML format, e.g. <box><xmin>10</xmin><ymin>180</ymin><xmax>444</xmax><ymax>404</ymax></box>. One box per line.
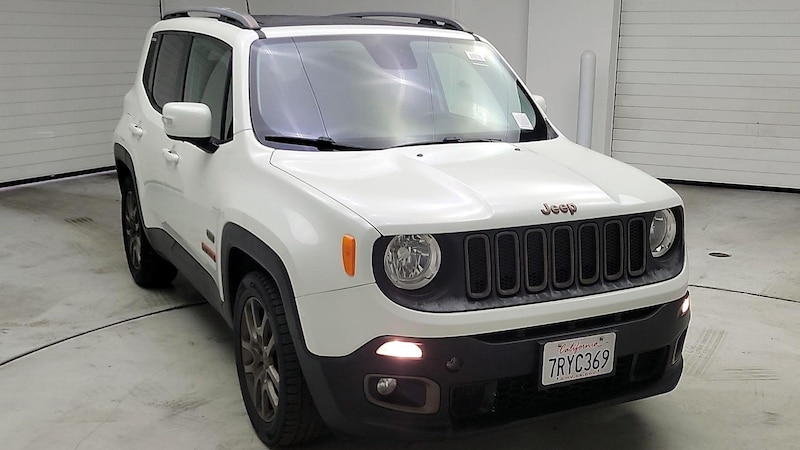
<box><xmin>541</xmin><ymin>202</ymin><xmax>577</xmax><ymax>215</ymax></box>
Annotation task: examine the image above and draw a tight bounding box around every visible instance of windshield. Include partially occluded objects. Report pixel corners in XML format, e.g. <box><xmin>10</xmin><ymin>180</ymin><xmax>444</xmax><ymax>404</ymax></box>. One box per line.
<box><xmin>250</xmin><ymin>34</ymin><xmax>552</xmax><ymax>150</ymax></box>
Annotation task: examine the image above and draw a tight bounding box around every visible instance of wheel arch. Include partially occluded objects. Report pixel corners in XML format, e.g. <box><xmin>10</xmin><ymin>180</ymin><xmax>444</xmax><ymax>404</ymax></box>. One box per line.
<box><xmin>221</xmin><ymin>222</ymin><xmax>307</xmax><ymax>350</ymax></box>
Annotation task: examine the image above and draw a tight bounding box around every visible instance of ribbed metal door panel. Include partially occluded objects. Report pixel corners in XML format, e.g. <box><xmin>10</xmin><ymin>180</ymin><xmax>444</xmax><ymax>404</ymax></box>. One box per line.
<box><xmin>613</xmin><ymin>0</ymin><xmax>800</xmax><ymax>188</ymax></box>
<box><xmin>0</xmin><ymin>0</ymin><xmax>159</xmax><ymax>184</ymax></box>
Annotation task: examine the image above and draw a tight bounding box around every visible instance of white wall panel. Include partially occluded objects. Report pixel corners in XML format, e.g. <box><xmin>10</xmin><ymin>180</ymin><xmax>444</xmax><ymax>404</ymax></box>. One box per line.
<box><xmin>0</xmin><ymin>120</ymin><xmax>119</xmax><ymax>144</ymax></box>
<box><xmin>621</xmin><ymin>0</ymin><xmax>800</xmax><ymax>12</ymax></box>
<box><xmin>620</xmin><ymin>36</ymin><xmax>800</xmax><ymax>50</ymax></box>
<box><xmin>616</xmin><ymin>107</ymin><xmax>800</xmax><ymax>127</ymax></box>
<box><xmin>0</xmin><ymin>154</ymin><xmax>112</xmax><ymax>185</ymax></box>
<box><xmin>616</xmin><ymin>95</ymin><xmax>800</xmax><ymax>116</ymax></box>
<box><xmin>622</xmin><ymin>10</ymin><xmax>800</xmax><ymax>24</ymax></box>
<box><xmin>615</xmin><ymin>118</ymin><xmax>800</xmax><ymax>140</ymax></box>
<box><xmin>0</xmin><ymin>0</ymin><xmax>159</xmax><ymax>184</ymax></box>
<box><xmin>613</xmin><ymin>0</ymin><xmax>800</xmax><ymax>188</ymax></box>
<box><xmin>4</xmin><ymin>74</ymin><xmax>135</xmax><ymax>92</ymax></box>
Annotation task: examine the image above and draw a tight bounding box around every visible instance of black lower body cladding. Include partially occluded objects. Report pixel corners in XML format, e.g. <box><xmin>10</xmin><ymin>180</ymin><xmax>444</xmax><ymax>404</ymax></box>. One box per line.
<box><xmin>299</xmin><ymin>295</ymin><xmax>690</xmax><ymax>439</ymax></box>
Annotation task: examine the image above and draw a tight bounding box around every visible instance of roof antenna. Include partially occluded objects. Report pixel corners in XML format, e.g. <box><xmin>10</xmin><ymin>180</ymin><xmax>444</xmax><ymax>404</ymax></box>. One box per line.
<box><xmin>245</xmin><ymin>0</ymin><xmax>250</xmax><ymax>14</ymax></box>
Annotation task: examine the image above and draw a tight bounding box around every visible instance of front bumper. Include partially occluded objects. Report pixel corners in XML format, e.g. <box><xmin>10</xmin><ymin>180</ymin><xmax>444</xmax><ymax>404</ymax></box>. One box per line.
<box><xmin>299</xmin><ymin>294</ymin><xmax>690</xmax><ymax>439</ymax></box>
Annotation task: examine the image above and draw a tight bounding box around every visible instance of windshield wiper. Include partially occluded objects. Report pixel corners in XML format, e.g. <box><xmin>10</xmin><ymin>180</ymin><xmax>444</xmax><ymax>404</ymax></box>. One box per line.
<box><xmin>444</xmin><ymin>137</ymin><xmax>503</xmax><ymax>144</ymax></box>
<box><xmin>264</xmin><ymin>135</ymin><xmax>370</xmax><ymax>151</ymax></box>
<box><xmin>393</xmin><ymin>137</ymin><xmax>502</xmax><ymax>148</ymax></box>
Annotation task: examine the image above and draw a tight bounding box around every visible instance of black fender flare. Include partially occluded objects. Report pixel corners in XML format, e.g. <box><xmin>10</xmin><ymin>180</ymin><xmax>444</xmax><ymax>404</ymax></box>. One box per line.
<box><xmin>221</xmin><ymin>222</ymin><xmax>347</xmax><ymax>425</ymax></box>
<box><xmin>220</xmin><ymin>223</ymin><xmax>307</xmax><ymax>350</ymax></box>
<box><xmin>113</xmin><ymin>143</ymin><xmax>136</xmax><ymax>190</ymax></box>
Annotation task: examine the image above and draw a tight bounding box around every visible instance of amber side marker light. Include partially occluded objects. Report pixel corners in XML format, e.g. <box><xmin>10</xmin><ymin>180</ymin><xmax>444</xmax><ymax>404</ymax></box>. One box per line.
<box><xmin>342</xmin><ymin>235</ymin><xmax>356</xmax><ymax>277</ymax></box>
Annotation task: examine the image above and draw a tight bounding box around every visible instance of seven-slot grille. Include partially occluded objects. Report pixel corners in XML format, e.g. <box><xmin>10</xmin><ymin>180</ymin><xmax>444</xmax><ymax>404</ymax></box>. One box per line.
<box><xmin>464</xmin><ymin>217</ymin><xmax>649</xmax><ymax>299</ymax></box>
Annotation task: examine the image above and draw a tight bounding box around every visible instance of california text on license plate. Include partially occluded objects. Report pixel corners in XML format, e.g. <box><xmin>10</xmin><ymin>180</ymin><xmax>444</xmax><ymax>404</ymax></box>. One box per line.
<box><xmin>541</xmin><ymin>332</ymin><xmax>616</xmax><ymax>386</ymax></box>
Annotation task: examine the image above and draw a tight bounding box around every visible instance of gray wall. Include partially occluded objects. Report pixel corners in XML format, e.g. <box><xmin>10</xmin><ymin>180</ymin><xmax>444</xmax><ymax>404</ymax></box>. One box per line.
<box><xmin>527</xmin><ymin>0</ymin><xmax>619</xmax><ymax>153</ymax></box>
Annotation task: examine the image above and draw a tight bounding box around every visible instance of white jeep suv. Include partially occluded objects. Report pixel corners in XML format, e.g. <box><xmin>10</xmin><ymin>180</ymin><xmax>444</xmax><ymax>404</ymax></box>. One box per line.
<box><xmin>114</xmin><ymin>7</ymin><xmax>690</xmax><ymax>447</ymax></box>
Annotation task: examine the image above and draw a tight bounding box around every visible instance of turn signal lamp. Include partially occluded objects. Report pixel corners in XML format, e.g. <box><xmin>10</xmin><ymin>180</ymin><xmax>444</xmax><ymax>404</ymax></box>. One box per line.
<box><xmin>342</xmin><ymin>235</ymin><xmax>356</xmax><ymax>277</ymax></box>
<box><xmin>376</xmin><ymin>341</ymin><xmax>423</xmax><ymax>359</ymax></box>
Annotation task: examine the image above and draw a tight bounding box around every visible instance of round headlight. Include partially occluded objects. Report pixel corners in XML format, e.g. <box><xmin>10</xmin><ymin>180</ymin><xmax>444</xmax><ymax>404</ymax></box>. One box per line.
<box><xmin>649</xmin><ymin>209</ymin><xmax>677</xmax><ymax>257</ymax></box>
<box><xmin>383</xmin><ymin>234</ymin><xmax>441</xmax><ymax>290</ymax></box>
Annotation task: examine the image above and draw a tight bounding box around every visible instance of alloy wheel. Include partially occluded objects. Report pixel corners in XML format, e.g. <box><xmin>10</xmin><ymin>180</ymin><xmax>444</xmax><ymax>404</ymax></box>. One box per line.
<box><xmin>240</xmin><ymin>296</ymin><xmax>280</xmax><ymax>422</ymax></box>
<box><xmin>123</xmin><ymin>191</ymin><xmax>142</xmax><ymax>270</ymax></box>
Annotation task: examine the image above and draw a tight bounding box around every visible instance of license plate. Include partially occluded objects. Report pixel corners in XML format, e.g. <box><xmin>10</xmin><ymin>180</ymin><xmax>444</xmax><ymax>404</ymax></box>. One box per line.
<box><xmin>541</xmin><ymin>332</ymin><xmax>616</xmax><ymax>386</ymax></box>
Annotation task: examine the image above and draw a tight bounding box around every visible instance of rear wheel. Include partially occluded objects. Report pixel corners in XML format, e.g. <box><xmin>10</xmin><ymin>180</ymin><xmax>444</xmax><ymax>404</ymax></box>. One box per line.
<box><xmin>234</xmin><ymin>272</ymin><xmax>327</xmax><ymax>447</ymax></box>
<box><xmin>120</xmin><ymin>176</ymin><xmax>177</xmax><ymax>287</ymax></box>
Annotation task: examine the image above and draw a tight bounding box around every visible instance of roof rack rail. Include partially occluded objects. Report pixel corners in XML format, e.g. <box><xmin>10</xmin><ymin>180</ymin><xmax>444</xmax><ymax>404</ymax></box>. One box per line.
<box><xmin>333</xmin><ymin>12</ymin><xmax>466</xmax><ymax>32</ymax></box>
<box><xmin>162</xmin><ymin>7</ymin><xmax>261</xmax><ymax>30</ymax></box>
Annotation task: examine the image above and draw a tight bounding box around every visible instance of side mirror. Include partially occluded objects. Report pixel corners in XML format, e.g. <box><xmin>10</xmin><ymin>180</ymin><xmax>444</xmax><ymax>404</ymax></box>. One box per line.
<box><xmin>532</xmin><ymin>95</ymin><xmax>547</xmax><ymax>114</ymax></box>
<box><xmin>162</xmin><ymin>102</ymin><xmax>216</xmax><ymax>152</ymax></box>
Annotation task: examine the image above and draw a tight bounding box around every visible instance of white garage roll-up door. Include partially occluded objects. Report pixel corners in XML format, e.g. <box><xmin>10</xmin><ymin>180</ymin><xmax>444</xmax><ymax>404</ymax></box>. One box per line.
<box><xmin>0</xmin><ymin>0</ymin><xmax>159</xmax><ymax>185</ymax></box>
<box><xmin>612</xmin><ymin>0</ymin><xmax>800</xmax><ymax>189</ymax></box>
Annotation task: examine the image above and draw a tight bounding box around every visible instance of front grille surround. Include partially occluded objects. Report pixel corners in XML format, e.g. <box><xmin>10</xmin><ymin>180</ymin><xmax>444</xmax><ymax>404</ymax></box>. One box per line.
<box><xmin>371</xmin><ymin>208</ymin><xmax>685</xmax><ymax>313</ymax></box>
<box><xmin>464</xmin><ymin>211</ymin><xmax>680</xmax><ymax>301</ymax></box>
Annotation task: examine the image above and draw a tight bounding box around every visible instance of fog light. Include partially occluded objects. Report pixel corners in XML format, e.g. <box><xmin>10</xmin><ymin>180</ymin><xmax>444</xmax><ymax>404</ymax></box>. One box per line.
<box><xmin>376</xmin><ymin>377</ymin><xmax>397</xmax><ymax>396</ymax></box>
<box><xmin>364</xmin><ymin>374</ymin><xmax>440</xmax><ymax>413</ymax></box>
<box><xmin>680</xmin><ymin>293</ymin><xmax>691</xmax><ymax>317</ymax></box>
<box><xmin>376</xmin><ymin>341</ymin><xmax>422</xmax><ymax>359</ymax></box>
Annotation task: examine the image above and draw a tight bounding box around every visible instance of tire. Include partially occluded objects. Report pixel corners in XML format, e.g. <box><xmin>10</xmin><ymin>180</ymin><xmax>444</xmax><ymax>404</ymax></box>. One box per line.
<box><xmin>120</xmin><ymin>175</ymin><xmax>177</xmax><ymax>288</ymax></box>
<box><xmin>234</xmin><ymin>271</ymin><xmax>327</xmax><ymax>447</ymax></box>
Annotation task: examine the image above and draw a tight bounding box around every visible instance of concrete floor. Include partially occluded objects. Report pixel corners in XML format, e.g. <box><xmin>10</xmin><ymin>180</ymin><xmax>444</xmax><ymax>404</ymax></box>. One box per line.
<box><xmin>1</xmin><ymin>172</ymin><xmax>799</xmax><ymax>449</ymax></box>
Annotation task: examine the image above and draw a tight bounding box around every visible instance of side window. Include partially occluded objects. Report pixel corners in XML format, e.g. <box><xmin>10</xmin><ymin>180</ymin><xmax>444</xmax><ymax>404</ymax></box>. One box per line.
<box><xmin>145</xmin><ymin>33</ymin><xmax>233</xmax><ymax>142</ymax></box>
<box><xmin>184</xmin><ymin>36</ymin><xmax>232</xmax><ymax>141</ymax></box>
<box><xmin>151</xmin><ymin>33</ymin><xmax>191</xmax><ymax>109</ymax></box>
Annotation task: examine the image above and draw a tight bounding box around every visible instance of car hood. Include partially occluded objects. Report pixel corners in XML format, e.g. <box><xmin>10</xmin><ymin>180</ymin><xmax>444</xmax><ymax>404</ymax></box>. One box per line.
<box><xmin>270</xmin><ymin>138</ymin><xmax>682</xmax><ymax>235</ymax></box>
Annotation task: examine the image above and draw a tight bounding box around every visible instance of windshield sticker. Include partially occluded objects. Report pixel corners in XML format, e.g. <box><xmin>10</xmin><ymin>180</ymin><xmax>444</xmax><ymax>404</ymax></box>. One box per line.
<box><xmin>465</xmin><ymin>50</ymin><xmax>488</xmax><ymax>65</ymax></box>
<box><xmin>512</xmin><ymin>112</ymin><xmax>534</xmax><ymax>130</ymax></box>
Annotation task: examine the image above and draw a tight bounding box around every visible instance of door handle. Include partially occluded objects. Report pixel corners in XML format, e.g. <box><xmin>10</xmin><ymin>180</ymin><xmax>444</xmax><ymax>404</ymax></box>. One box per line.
<box><xmin>129</xmin><ymin>123</ymin><xmax>144</xmax><ymax>138</ymax></box>
<box><xmin>161</xmin><ymin>148</ymin><xmax>180</xmax><ymax>164</ymax></box>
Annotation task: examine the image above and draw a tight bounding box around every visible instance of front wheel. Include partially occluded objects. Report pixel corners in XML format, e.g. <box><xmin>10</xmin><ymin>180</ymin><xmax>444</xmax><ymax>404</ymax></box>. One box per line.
<box><xmin>234</xmin><ymin>272</ymin><xmax>327</xmax><ymax>447</ymax></box>
<box><xmin>120</xmin><ymin>176</ymin><xmax>177</xmax><ymax>287</ymax></box>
